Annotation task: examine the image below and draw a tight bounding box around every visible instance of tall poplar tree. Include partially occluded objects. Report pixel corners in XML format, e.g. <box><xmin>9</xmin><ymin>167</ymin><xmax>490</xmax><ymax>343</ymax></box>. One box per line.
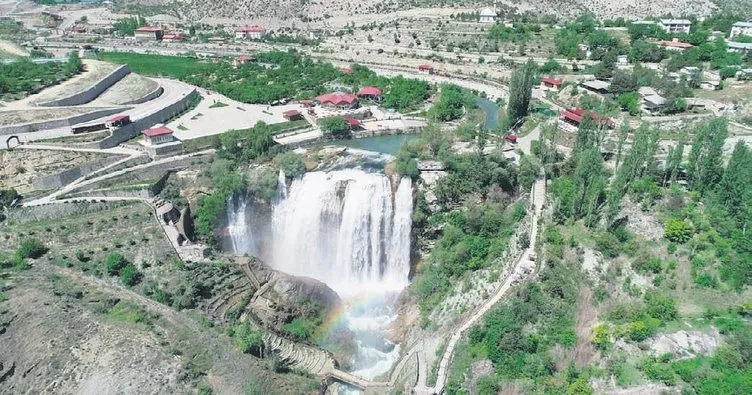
<box><xmin>686</xmin><ymin>118</ymin><xmax>728</xmax><ymax>195</ymax></box>
<box><xmin>504</xmin><ymin>59</ymin><xmax>536</xmax><ymax>131</ymax></box>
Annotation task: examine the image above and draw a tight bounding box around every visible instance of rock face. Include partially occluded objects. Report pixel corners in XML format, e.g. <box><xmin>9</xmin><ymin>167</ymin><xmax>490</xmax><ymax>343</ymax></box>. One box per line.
<box><xmin>246</xmin><ymin>258</ymin><xmax>342</xmax><ymax>335</ymax></box>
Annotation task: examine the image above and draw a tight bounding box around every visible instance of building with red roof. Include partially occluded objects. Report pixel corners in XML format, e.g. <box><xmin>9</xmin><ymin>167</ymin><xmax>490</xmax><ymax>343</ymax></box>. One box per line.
<box><xmin>106</xmin><ymin>114</ymin><xmax>130</xmax><ymax>129</ymax></box>
<box><xmin>340</xmin><ymin>68</ymin><xmax>354</xmax><ymax>75</ymax></box>
<box><xmin>560</xmin><ymin>108</ymin><xmax>614</xmax><ymax>129</ymax></box>
<box><xmin>655</xmin><ymin>38</ymin><xmax>693</xmax><ymax>51</ymax></box>
<box><xmin>344</xmin><ymin>117</ymin><xmax>363</xmax><ymax>128</ymax></box>
<box><xmin>300</xmin><ymin>100</ymin><xmax>315</xmax><ymax>107</ymax></box>
<box><xmin>316</xmin><ymin>92</ymin><xmax>359</xmax><ymax>109</ymax></box>
<box><xmin>357</xmin><ymin>86</ymin><xmax>382</xmax><ymax>102</ymax></box>
<box><xmin>233</xmin><ymin>55</ymin><xmax>254</xmax><ymax>67</ymax></box>
<box><xmin>541</xmin><ymin>77</ymin><xmax>563</xmax><ymax>90</ymax></box>
<box><xmin>162</xmin><ymin>34</ymin><xmax>185</xmax><ymax>42</ymax></box>
<box><xmin>143</xmin><ymin>125</ymin><xmax>175</xmax><ymax>145</ymax></box>
<box><xmin>283</xmin><ymin>110</ymin><xmax>303</xmax><ymax>121</ymax></box>
<box><xmin>134</xmin><ymin>26</ymin><xmax>164</xmax><ymax>41</ymax></box>
<box><xmin>235</xmin><ymin>26</ymin><xmax>266</xmax><ymax>40</ymax></box>
<box><xmin>418</xmin><ymin>64</ymin><xmax>434</xmax><ymax>73</ymax></box>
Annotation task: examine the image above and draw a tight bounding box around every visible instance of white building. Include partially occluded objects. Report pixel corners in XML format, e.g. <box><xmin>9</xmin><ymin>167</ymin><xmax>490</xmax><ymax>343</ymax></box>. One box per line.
<box><xmin>659</xmin><ymin>19</ymin><xmax>692</xmax><ymax>34</ymax></box>
<box><xmin>727</xmin><ymin>41</ymin><xmax>752</xmax><ymax>54</ymax></box>
<box><xmin>729</xmin><ymin>22</ymin><xmax>752</xmax><ymax>39</ymax></box>
<box><xmin>235</xmin><ymin>26</ymin><xmax>266</xmax><ymax>40</ymax></box>
<box><xmin>478</xmin><ymin>8</ymin><xmax>497</xmax><ymax>23</ymax></box>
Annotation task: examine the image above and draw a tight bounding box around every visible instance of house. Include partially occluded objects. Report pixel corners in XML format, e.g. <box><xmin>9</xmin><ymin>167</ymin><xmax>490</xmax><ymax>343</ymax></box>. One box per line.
<box><xmin>704</xmin><ymin>70</ymin><xmax>721</xmax><ymax>81</ymax></box>
<box><xmin>637</xmin><ymin>86</ymin><xmax>658</xmax><ymax>97</ymax></box>
<box><xmin>659</xmin><ymin>19</ymin><xmax>692</xmax><ymax>34</ymax></box>
<box><xmin>300</xmin><ymin>100</ymin><xmax>315</xmax><ymax>108</ymax></box>
<box><xmin>162</xmin><ymin>34</ymin><xmax>185</xmax><ymax>42</ymax></box>
<box><xmin>105</xmin><ymin>115</ymin><xmax>130</xmax><ymax>129</ymax></box>
<box><xmin>418</xmin><ymin>64</ymin><xmax>434</xmax><ymax>74</ymax></box>
<box><xmin>727</xmin><ymin>41</ymin><xmax>752</xmax><ymax>54</ymax></box>
<box><xmin>316</xmin><ymin>92</ymin><xmax>359</xmax><ymax>109</ymax></box>
<box><xmin>540</xmin><ymin>78</ymin><xmax>563</xmax><ymax>91</ymax></box>
<box><xmin>233</xmin><ymin>55</ymin><xmax>253</xmax><ymax>67</ymax></box>
<box><xmin>680</xmin><ymin>66</ymin><xmax>701</xmax><ymax>76</ymax></box>
<box><xmin>134</xmin><ymin>26</ymin><xmax>163</xmax><ymax>41</ymax></box>
<box><xmin>729</xmin><ymin>22</ymin><xmax>752</xmax><ymax>39</ymax></box>
<box><xmin>357</xmin><ymin>86</ymin><xmax>382</xmax><ymax>101</ymax></box>
<box><xmin>282</xmin><ymin>110</ymin><xmax>303</xmax><ymax>121</ymax></box>
<box><xmin>560</xmin><ymin>108</ymin><xmax>615</xmax><ymax>130</ymax></box>
<box><xmin>235</xmin><ymin>26</ymin><xmax>266</xmax><ymax>40</ymax></box>
<box><xmin>700</xmin><ymin>80</ymin><xmax>721</xmax><ymax>90</ymax></box>
<box><xmin>642</xmin><ymin>94</ymin><xmax>666</xmax><ymax>113</ymax></box>
<box><xmin>737</xmin><ymin>68</ymin><xmax>752</xmax><ymax>80</ymax></box>
<box><xmin>581</xmin><ymin>80</ymin><xmax>610</xmax><ymax>94</ymax></box>
<box><xmin>340</xmin><ymin>68</ymin><xmax>353</xmax><ymax>75</ymax></box>
<box><xmin>656</xmin><ymin>38</ymin><xmax>693</xmax><ymax>51</ymax></box>
<box><xmin>344</xmin><ymin>117</ymin><xmax>363</xmax><ymax>129</ymax></box>
<box><xmin>144</xmin><ymin>125</ymin><xmax>174</xmax><ymax>145</ymax></box>
<box><xmin>71</xmin><ymin>25</ymin><xmax>86</xmax><ymax>34</ymax></box>
<box><xmin>478</xmin><ymin>8</ymin><xmax>497</xmax><ymax>23</ymax></box>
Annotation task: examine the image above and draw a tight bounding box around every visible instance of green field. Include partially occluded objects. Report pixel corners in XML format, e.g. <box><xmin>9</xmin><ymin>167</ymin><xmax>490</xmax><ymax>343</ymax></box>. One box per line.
<box><xmin>97</xmin><ymin>52</ymin><xmax>215</xmax><ymax>78</ymax></box>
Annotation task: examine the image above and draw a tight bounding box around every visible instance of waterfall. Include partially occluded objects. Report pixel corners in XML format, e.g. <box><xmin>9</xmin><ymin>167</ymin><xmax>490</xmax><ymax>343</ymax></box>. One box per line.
<box><xmin>227</xmin><ymin>168</ymin><xmax>413</xmax><ymax>379</ymax></box>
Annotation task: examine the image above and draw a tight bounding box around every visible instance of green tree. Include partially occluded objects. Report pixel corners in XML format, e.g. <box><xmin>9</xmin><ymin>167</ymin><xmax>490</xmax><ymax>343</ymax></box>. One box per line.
<box><xmin>618</xmin><ymin>92</ymin><xmax>641</xmax><ymax>115</ymax></box>
<box><xmin>105</xmin><ymin>252</ymin><xmax>129</xmax><ymax>276</ymax></box>
<box><xmin>504</xmin><ymin>59</ymin><xmax>536</xmax><ymax>130</ymax></box>
<box><xmin>119</xmin><ymin>263</ymin><xmax>141</xmax><ymax>286</ymax></box>
<box><xmin>276</xmin><ymin>152</ymin><xmax>306</xmax><ymax>179</ymax></box>
<box><xmin>686</xmin><ymin>118</ymin><xmax>728</xmax><ymax>195</ymax></box>
<box><xmin>664</xmin><ymin>218</ymin><xmax>693</xmax><ymax>243</ymax></box>
<box><xmin>566</xmin><ymin>376</ymin><xmax>594</xmax><ymax>395</ymax></box>
<box><xmin>17</xmin><ymin>239</ymin><xmax>48</xmax><ymax>259</ymax></box>
<box><xmin>319</xmin><ymin>117</ymin><xmax>351</xmax><ymax>139</ymax></box>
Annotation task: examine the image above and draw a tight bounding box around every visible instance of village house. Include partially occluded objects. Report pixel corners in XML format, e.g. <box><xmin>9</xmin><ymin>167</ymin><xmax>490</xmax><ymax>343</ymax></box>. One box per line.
<box><xmin>642</xmin><ymin>94</ymin><xmax>667</xmax><ymax>113</ymax></box>
<box><xmin>105</xmin><ymin>115</ymin><xmax>130</xmax><ymax>130</ymax></box>
<box><xmin>316</xmin><ymin>93</ymin><xmax>359</xmax><ymax>109</ymax></box>
<box><xmin>235</xmin><ymin>26</ymin><xmax>266</xmax><ymax>40</ymax></box>
<box><xmin>659</xmin><ymin>19</ymin><xmax>692</xmax><ymax>34</ymax></box>
<box><xmin>540</xmin><ymin>78</ymin><xmax>563</xmax><ymax>91</ymax></box>
<box><xmin>282</xmin><ymin>110</ymin><xmax>303</xmax><ymax>121</ymax></box>
<box><xmin>730</xmin><ymin>22</ymin><xmax>752</xmax><ymax>39</ymax></box>
<box><xmin>357</xmin><ymin>86</ymin><xmax>382</xmax><ymax>102</ymax></box>
<box><xmin>142</xmin><ymin>125</ymin><xmax>182</xmax><ymax>157</ymax></box>
<box><xmin>70</xmin><ymin>25</ymin><xmax>86</xmax><ymax>34</ymax></box>
<box><xmin>340</xmin><ymin>68</ymin><xmax>354</xmax><ymax>75</ymax></box>
<box><xmin>134</xmin><ymin>26</ymin><xmax>163</xmax><ymax>41</ymax></box>
<box><xmin>233</xmin><ymin>55</ymin><xmax>253</xmax><ymax>67</ymax></box>
<box><xmin>656</xmin><ymin>38</ymin><xmax>694</xmax><ymax>51</ymax></box>
<box><xmin>727</xmin><ymin>41</ymin><xmax>752</xmax><ymax>54</ymax></box>
<box><xmin>559</xmin><ymin>108</ymin><xmax>615</xmax><ymax>133</ymax></box>
<box><xmin>478</xmin><ymin>8</ymin><xmax>497</xmax><ymax>23</ymax></box>
<box><xmin>700</xmin><ymin>80</ymin><xmax>721</xmax><ymax>90</ymax></box>
<box><xmin>162</xmin><ymin>34</ymin><xmax>185</xmax><ymax>42</ymax></box>
<box><xmin>418</xmin><ymin>64</ymin><xmax>434</xmax><ymax>74</ymax></box>
<box><xmin>580</xmin><ymin>80</ymin><xmax>610</xmax><ymax>94</ymax></box>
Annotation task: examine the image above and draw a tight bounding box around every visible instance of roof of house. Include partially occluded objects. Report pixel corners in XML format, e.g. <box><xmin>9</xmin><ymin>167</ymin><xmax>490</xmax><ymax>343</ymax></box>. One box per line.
<box><xmin>638</xmin><ymin>86</ymin><xmax>658</xmax><ymax>97</ymax></box>
<box><xmin>235</xmin><ymin>55</ymin><xmax>253</xmax><ymax>62</ymax></box>
<box><xmin>108</xmin><ymin>115</ymin><xmax>128</xmax><ymax>122</ymax></box>
<box><xmin>643</xmin><ymin>94</ymin><xmax>666</xmax><ymax>106</ymax></box>
<box><xmin>282</xmin><ymin>110</ymin><xmax>301</xmax><ymax>117</ymax></box>
<box><xmin>344</xmin><ymin>117</ymin><xmax>362</xmax><ymax>127</ymax></box>
<box><xmin>561</xmin><ymin>108</ymin><xmax>614</xmax><ymax>127</ymax></box>
<box><xmin>236</xmin><ymin>25</ymin><xmax>265</xmax><ymax>32</ymax></box>
<box><xmin>479</xmin><ymin>8</ymin><xmax>496</xmax><ymax>17</ymax></box>
<box><xmin>732</xmin><ymin>21</ymin><xmax>752</xmax><ymax>28</ymax></box>
<box><xmin>418</xmin><ymin>64</ymin><xmax>433</xmax><ymax>70</ymax></box>
<box><xmin>581</xmin><ymin>80</ymin><xmax>610</xmax><ymax>91</ymax></box>
<box><xmin>660</xmin><ymin>19</ymin><xmax>691</xmax><ymax>25</ymax></box>
<box><xmin>728</xmin><ymin>41</ymin><xmax>752</xmax><ymax>49</ymax></box>
<box><xmin>656</xmin><ymin>40</ymin><xmax>694</xmax><ymax>49</ymax></box>
<box><xmin>358</xmin><ymin>86</ymin><xmax>382</xmax><ymax>96</ymax></box>
<box><xmin>340</xmin><ymin>68</ymin><xmax>353</xmax><ymax>75</ymax></box>
<box><xmin>135</xmin><ymin>26</ymin><xmax>162</xmax><ymax>32</ymax></box>
<box><xmin>541</xmin><ymin>77</ymin><xmax>563</xmax><ymax>87</ymax></box>
<box><xmin>162</xmin><ymin>34</ymin><xmax>184</xmax><ymax>40</ymax></box>
<box><xmin>143</xmin><ymin>126</ymin><xmax>174</xmax><ymax>137</ymax></box>
<box><xmin>316</xmin><ymin>92</ymin><xmax>359</xmax><ymax>106</ymax></box>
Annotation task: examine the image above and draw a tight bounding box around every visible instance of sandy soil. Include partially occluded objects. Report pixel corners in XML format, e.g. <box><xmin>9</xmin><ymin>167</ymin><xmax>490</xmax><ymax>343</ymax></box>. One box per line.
<box><xmin>0</xmin><ymin>148</ymin><xmax>103</xmax><ymax>192</ymax></box>
<box><xmin>0</xmin><ymin>39</ymin><xmax>29</xmax><ymax>57</ymax></box>
<box><xmin>0</xmin><ymin>107</ymin><xmax>112</xmax><ymax>126</ymax></box>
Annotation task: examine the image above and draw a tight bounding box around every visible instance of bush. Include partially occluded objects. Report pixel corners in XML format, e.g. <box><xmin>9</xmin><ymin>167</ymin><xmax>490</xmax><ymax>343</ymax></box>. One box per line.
<box><xmin>283</xmin><ymin>318</ymin><xmax>315</xmax><ymax>342</ymax></box>
<box><xmin>626</xmin><ymin>319</ymin><xmax>659</xmax><ymax>342</ymax></box>
<box><xmin>664</xmin><ymin>218</ymin><xmax>693</xmax><ymax>243</ymax></box>
<box><xmin>119</xmin><ymin>264</ymin><xmax>141</xmax><ymax>286</ymax></box>
<box><xmin>17</xmin><ymin>239</ymin><xmax>48</xmax><ymax>259</ymax></box>
<box><xmin>105</xmin><ymin>252</ymin><xmax>128</xmax><ymax>276</ymax></box>
<box><xmin>595</xmin><ymin>232</ymin><xmax>621</xmax><ymax>258</ymax></box>
<box><xmin>277</xmin><ymin>152</ymin><xmax>306</xmax><ymax>179</ymax></box>
<box><xmin>592</xmin><ymin>324</ymin><xmax>610</xmax><ymax>350</ymax></box>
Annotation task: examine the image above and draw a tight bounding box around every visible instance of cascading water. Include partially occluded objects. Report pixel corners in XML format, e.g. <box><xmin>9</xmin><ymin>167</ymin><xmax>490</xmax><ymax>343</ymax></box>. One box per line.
<box><xmin>227</xmin><ymin>168</ymin><xmax>413</xmax><ymax>380</ymax></box>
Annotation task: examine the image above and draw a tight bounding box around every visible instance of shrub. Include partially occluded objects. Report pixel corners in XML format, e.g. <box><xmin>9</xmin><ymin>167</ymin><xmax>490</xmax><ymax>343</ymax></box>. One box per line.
<box><xmin>664</xmin><ymin>218</ymin><xmax>693</xmax><ymax>243</ymax></box>
<box><xmin>566</xmin><ymin>376</ymin><xmax>593</xmax><ymax>395</ymax></box>
<box><xmin>17</xmin><ymin>239</ymin><xmax>48</xmax><ymax>259</ymax></box>
<box><xmin>119</xmin><ymin>264</ymin><xmax>141</xmax><ymax>286</ymax></box>
<box><xmin>592</xmin><ymin>324</ymin><xmax>610</xmax><ymax>350</ymax></box>
<box><xmin>644</xmin><ymin>292</ymin><xmax>677</xmax><ymax>321</ymax></box>
<box><xmin>283</xmin><ymin>318</ymin><xmax>315</xmax><ymax>342</ymax></box>
<box><xmin>105</xmin><ymin>253</ymin><xmax>128</xmax><ymax>276</ymax></box>
<box><xmin>627</xmin><ymin>320</ymin><xmax>657</xmax><ymax>342</ymax></box>
<box><xmin>595</xmin><ymin>232</ymin><xmax>621</xmax><ymax>258</ymax></box>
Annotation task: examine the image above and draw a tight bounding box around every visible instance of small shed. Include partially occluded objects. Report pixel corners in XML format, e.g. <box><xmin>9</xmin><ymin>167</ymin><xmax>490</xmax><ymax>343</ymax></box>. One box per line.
<box><xmin>283</xmin><ymin>110</ymin><xmax>303</xmax><ymax>121</ymax></box>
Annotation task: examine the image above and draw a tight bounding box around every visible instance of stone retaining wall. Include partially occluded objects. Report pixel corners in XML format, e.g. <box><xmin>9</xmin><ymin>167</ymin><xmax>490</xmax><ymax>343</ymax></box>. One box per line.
<box><xmin>31</xmin><ymin>155</ymin><xmax>125</xmax><ymax>191</ymax></box>
<box><xmin>38</xmin><ymin>65</ymin><xmax>131</xmax><ymax>107</ymax></box>
<box><xmin>124</xmin><ymin>85</ymin><xmax>164</xmax><ymax>105</ymax></box>
<box><xmin>0</xmin><ymin>108</ymin><xmax>125</xmax><ymax>136</ymax></box>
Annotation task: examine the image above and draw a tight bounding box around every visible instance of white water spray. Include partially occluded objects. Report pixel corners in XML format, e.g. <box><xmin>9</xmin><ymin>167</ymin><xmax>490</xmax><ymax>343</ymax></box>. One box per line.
<box><xmin>227</xmin><ymin>168</ymin><xmax>413</xmax><ymax>379</ymax></box>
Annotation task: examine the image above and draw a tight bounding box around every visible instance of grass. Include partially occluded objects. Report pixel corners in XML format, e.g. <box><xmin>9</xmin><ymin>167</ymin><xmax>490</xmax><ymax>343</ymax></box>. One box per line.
<box><xmin>97</xmin><ymin>52</ymin><xmax>215</xmax><ymax>78</ymax></box>
<box><xmin>105</xmin><ymin>300</ymin><xmax>155</xmax><ymax>326</ymax></box>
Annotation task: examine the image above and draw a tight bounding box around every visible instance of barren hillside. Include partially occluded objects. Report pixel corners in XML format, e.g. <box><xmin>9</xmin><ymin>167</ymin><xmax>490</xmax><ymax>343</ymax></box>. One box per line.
<box><xmin>112</xmin><ymin>0</ymin><xmax>721</xmax><ymax>22</ymax></box>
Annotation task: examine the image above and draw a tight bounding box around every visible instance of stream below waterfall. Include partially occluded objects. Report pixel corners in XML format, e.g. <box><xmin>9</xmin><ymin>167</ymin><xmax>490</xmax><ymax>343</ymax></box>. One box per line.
<box><xmin>227</xmin><ymin>167</ymin><xmax>413</xmax><ymax>381</ymax></box>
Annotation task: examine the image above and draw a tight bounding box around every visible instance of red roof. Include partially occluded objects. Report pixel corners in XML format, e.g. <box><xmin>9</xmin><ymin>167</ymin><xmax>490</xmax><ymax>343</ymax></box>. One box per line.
<box><xmin>163</xmin><ymin>34</ymin><xmax>185</xmax><ymax>41</ymax></box>
<box><xmin>541</xmin><ymin>78</ymin><xmax>563</xmax><ymax>87</ymax></box>
<box><xmin>344</xmin><ymin>117</ymin><xmax>362</xmax><ymax>127</ymax></box>
<box><xmin>108</xmin><ymin>115</ymin><xmax>128</xmax><ymax>123</ymax></box>
<box><xmin>136</xmin><ymin>26</ymin><xmax>162</xmax><ymax>32</ymax></box>
<box><xmin>340</xmin><ymin>68</ymin><xmax>354</xmax><ymax>75</ymax></box>
<box><xmin>418</xmin><ymin>64</ymin><xmax>433</xmax><ymax>71</ymax></box>
<box><xmin>283</xmin><ymin>110</ymin><xmax>301</xmax><ymax>117</ymax></box>
<box><xmin>561</xmin><ymin>108</ymin><xmax>614</xmax><ymax>128</ymax></box>
<box><xmin>357</xmin><ymin>86</ymin><xmax>382</xmax><ymax>96</ymax></box>
<box><xmin>235</xmin><ymin>55</ymin><xmax>253</xmax><ymax>62</ymax></box>
<box><xmin>656</xmin><ymin>40</ymin><xmax>693</xmax><ymax>49</ymax></box>
<box><xmin>143</xmin><ymin>126</ymin><xmax>174</xmax><ymax>137</ymax></box>
<box><xmin>236</xmin><ymin>26</ymin><xmax>265</xmax><ymax>33</ymax></box>
<box><xmin>316</xmin><ymin>93</ymin><xmax>359</xmax><ymax>106</ymax></box>
<box><xmin>300</xmin><ymin>100</ymin><xmax>314</xmax><ymax>105</ymax></box>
